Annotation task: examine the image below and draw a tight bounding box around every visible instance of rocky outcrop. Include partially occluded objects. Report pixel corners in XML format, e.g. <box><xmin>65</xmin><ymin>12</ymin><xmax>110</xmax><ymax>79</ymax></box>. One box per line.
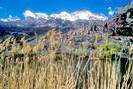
<box><xmin>108</xmin><ymin>1</ymin><xmax>133</xmax><ymax>36</ymax></box>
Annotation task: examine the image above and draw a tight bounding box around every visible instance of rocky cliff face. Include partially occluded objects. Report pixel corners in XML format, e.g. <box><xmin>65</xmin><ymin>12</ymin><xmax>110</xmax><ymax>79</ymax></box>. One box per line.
<box><xmin>107</xmin><ymin>1</ymin><xmax>133</xmax><ymax>36</ymax></box>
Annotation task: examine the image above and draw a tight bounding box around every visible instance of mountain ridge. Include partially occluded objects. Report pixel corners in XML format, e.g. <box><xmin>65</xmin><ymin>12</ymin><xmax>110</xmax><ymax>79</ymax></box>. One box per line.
<box><xmin>0</xmin><ymin>10</ymin><xmax>107</xmax><ymax>22</ymax></box>
<box><xmin>0</xmin><ymin>1</ymin><xmax>132</xmax><ymax>43</ymax></box>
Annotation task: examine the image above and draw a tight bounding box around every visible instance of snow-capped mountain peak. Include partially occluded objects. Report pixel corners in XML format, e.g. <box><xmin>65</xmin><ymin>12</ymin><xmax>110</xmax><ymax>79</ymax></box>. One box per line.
<box><xmin>72</xmin><ymin>10</ymin><xmax>107</xmax><ymax>21</ymax></box>
<box><xmin>0</xmin><ymin>10</ymin><xmax>107</xmax><ymax>22</ymax></box>
<box><xmin>50</xmin><ymin>11</ymin><xmax>76</xmax><ymax>21</ymax></box>
<box><xmin>72</xmin><ymin>10</ymin><xmax>94</xmax><ymax>16</ymax></box>
<box><xmin>50</xmin><ymin>10</ymin><xmax>107</xmax><ymax>21</ymax></box>
<box><xmin>23</xmin><ymin>10</ymin><xmax>36</xmax><ymax>18</ymax></box>
<box><xmin>23</xmin><ymin>10</ymin><xmax>49</xmax><ymax>19</ymax></box>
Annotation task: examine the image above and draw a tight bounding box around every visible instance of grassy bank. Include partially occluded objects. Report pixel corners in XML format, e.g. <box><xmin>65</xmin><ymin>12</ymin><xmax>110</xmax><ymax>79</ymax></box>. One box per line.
<box><xmin>0</xmin><ymin>30</ymin><xmax>133</xmax><ymax>89</ymax></box>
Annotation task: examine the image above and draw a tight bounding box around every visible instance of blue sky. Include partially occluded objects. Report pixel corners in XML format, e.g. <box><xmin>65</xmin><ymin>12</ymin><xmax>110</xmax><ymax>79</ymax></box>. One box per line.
<box><xmin>0</xmin><ymin>0</ymin><xmax>132</xmax><ymax>18</ymax></box>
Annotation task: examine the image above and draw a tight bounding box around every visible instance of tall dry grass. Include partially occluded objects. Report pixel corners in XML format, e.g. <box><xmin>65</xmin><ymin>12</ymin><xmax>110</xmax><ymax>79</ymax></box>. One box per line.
<box><xmin>0</xmin><ymin>29</ymin><xmax>132</xmax><ymax>89</ymax></box>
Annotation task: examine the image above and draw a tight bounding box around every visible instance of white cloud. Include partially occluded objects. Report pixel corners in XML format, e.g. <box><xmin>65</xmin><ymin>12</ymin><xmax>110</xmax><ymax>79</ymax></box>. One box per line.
<box><xmin>108</xmin><ymin>10</ymin><xmax>114</xmax><ymax>15</ymax></box>
<box><xmin>107</xmin><ymin>6</ymin><xmax>115</xmax><ymax>16</ymax></box>
<box><xmin>9</xmin><ymin>14</ymin><xmax>13</xmax><ymax>18</ymax></box>
<box><xmin>108</xmin><ymin>7</ymin><xmax>112</xmax><ymax>10</ymax></box>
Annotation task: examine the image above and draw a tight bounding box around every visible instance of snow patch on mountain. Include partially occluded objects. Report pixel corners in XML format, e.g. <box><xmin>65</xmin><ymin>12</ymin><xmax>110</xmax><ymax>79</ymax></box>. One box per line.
<box><xmin>23</xmin><ymin>10</ymin><xmax>49</xmax><ymax>19</ymax></box>
<box><xmin>50</xmin><ymin>10</ymin><xmax>107</xmax><ymax>21</ymax></box>
<box><xmin>50</xmin><ymin>11</ymin><xmax>76</xmax><ymax>21</ymax></box>
<box><xmin>0</xmin><ymin>10</ymin><xmax>107</xmax><ymax>22</ymax></box>
<box><xmin>72</xmin><ymin>10</ymin><xmax>107</xmax><ymax>21</ymax></box>
<box><xmin>0</xmin><ymin>14</ymin><xmax>20</xmax><ymax>22</ymax></box>
<box><xmin>23</xmin><ymin>10</ymin><xmax>107</xmax><ymax>21</ymax></box>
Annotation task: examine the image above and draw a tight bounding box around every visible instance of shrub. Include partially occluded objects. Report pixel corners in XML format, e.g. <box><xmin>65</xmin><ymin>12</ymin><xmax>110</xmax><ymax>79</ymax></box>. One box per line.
<box><xmin>75</xmin><ymin>47</ymin><xmax>88</xmax><ymax>57</ymax></box>
<box><xmin>94</xmin><ymin>41</ymin><xmax>124</xmax><ymax>60</ymax></box>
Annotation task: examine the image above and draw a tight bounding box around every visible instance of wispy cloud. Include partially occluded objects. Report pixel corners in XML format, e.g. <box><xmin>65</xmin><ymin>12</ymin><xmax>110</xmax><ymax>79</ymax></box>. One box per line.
<box><xmin>108</xmin><ymin>7</ymin><xmax>112</xmax><ymax>10</ymax></box>
<box><xmin>107</xmin><ymin>6</ymin><xmax>116</xmax><ymax>16</ymax></box>
<box><xmin>108</xmin><ymin>10</ymin><xmax>114</xmax><ymax>15</ymax></box>
<box><xmin>0</xmin><ymin>14</ymin><xmax>20</xmax><ymax>22</ymax></box>
<box><xmin>0</xmin><ymin>6</ymin><xmax>3</xmax><ymax>9</ymax></box>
